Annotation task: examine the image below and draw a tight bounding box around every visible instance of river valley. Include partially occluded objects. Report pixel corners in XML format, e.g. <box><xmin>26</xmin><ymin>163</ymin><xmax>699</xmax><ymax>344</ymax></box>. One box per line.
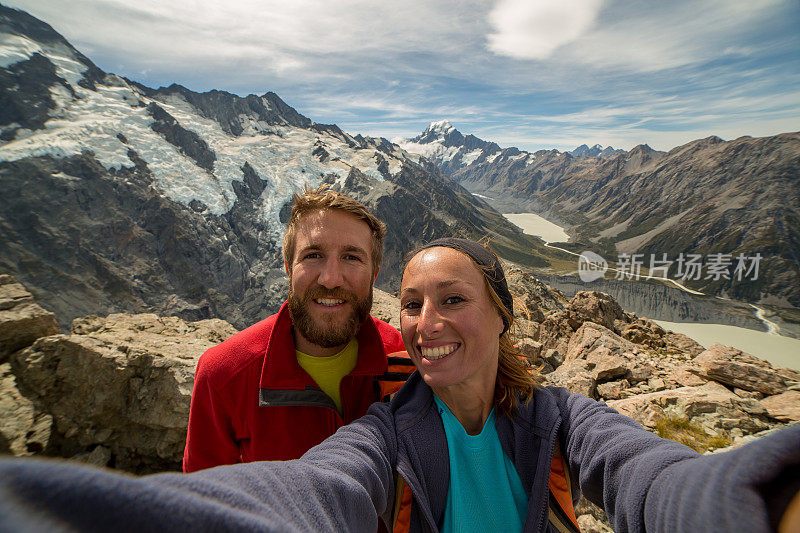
<box><xmin>504</xmin><ymin>213</ymin><xmax>800</xmax><ymax>370</ymax></box>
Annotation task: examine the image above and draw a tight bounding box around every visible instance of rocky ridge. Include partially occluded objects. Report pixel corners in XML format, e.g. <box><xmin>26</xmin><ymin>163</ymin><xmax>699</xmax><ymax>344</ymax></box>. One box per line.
<box><xmin>1</xmin><ymin>277</ymin><xmax>236</xmax><ymax>472</ymax></box>
<box><xmin>569</xmin><ymin>143</ymin><xmax>624</xmax><ymax>159</ymax></box>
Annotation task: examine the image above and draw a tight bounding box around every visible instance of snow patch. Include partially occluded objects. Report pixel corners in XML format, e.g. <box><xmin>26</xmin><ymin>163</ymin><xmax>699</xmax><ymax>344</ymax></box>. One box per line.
<box><xmin>426</xmin><ymin>120</ymin><xmax>455</xmax><ymax>134</ymax></box>
<box><xmin>0</xmin><ymin>33</ymin><xmax>41</xmax><ymax>68</ymax></box>
<box><xmin>0</xmin><ymin>33</ymin><xmax>88</xmax><ymax>85</ymax></box>
<box><xmin>461</xmin><ymin>148</ymin><xmax>484</xmax><ymax>166</ymax></box>
<box><xmin>485</xmin><ymin>152</ymin><xmax>501</xmax><ymax>164</ymax></box>
<box><xmin>397</xmin><ymin>140</ymin><xmax>461</xmax><ymax>164</ymax></box>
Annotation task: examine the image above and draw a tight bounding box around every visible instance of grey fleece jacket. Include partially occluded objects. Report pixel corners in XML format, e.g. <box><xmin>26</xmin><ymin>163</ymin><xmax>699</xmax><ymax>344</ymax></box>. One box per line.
<box><xmin>0</xmin><ymin>373</ymin><xmax>798</xmax><ymax>532</ymax></box>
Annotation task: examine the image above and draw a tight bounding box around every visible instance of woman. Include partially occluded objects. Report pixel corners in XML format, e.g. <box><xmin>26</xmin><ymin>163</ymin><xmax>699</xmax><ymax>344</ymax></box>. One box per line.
<box><xmin>0</xmin><ymin>238</ymin><xmax>798</xmax><ymax>532</ymax></box>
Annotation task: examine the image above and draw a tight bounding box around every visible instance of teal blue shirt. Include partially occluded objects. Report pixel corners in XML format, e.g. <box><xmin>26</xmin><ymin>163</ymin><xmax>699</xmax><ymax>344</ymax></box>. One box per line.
<box><xmin>433</xmin><ymin>396</ymin><xmax>528</xmax><ymax>533</ymax></box>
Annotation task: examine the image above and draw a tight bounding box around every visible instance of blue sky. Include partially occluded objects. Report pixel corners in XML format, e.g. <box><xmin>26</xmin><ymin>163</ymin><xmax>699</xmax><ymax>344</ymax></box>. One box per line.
<box><xmin>6</xmin><ymin>0</ymin><xmax>800</xmax><ymax>152</ymax></box>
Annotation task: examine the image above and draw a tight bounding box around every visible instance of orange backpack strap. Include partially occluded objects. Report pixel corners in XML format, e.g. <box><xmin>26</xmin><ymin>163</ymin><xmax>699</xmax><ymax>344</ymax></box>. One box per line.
<box><xmin>548</xmin><ymin>440</ymin><xmax>580</xmax><ymax>533</ymax></box>
<box><xmin>392</xmin><ymin>474</ymin><xmax>413</xmax><ymax>533</ymax></box>
<box><xmin>377</xmin><ymin>351</ymin><xmax>415</xmax><ymax>401</ymax></box>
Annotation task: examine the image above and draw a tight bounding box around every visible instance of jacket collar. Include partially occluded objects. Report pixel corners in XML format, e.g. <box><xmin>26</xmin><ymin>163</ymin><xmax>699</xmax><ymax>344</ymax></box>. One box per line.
<box><xmin>259</xmin><ymin>300</ymin><xmax>388</xmax><ymax>390</ymax></box>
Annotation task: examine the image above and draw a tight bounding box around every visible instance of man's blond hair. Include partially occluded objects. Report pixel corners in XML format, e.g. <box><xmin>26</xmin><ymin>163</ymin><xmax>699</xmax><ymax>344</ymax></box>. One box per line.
<box><xmin>283</xmin><ymin>185</ymin><xmax>386</xmax><ymax>276</ymax></box>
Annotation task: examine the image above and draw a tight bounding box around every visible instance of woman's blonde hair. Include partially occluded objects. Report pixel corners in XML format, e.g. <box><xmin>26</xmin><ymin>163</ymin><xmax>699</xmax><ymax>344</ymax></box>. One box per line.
<box><xmin>480</xmin><ymin>266</ymin><xmax>542</xmax><ymax>416</ymax></box>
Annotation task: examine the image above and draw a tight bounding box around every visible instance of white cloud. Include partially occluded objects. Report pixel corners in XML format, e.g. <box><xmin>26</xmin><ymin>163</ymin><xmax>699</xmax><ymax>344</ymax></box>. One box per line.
<box><xmin>5</xmin><ymin>0</ymin><xmax>487</xmax><ymax>75</ymax></box>
<box><xmin>556</xmin><ymin>0</ymin><xmax>785</xmax><ymax>72</ymax></box>
<box><xmin>486</xmin><ymin>0</ymin><xmax>604</xmax><ymax>60</ymax></box>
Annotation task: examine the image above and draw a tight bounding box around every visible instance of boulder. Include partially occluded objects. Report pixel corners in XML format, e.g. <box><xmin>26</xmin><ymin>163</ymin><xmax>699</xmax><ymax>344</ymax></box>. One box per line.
<box><xmin>760</xmin><ymin>391</ymin><xmax>800</xmax><ymax>422</ymax></box>
<box><xmin>0</xmin><ymin>275</ymin><xmax>59</xmax><ymax>361</ymax></box>
<box><xmin>542</xmin><ymin>348</ymin><xmax>564</xmax><ymax>369</ymax></box>
<box><xmin>596</xmin><ymin>379</ymin><xmax>630</xmax><ymax>400</ymax></box>
<box><xmin>509</xmin><ymin>267</ymin><xmax>569</xmax><ymax>319</ymax></box>
<box><xmin>72</xmin><ymin>445</ymin><xmax>112</xmax><ymax>468</ymax></box>
<box><xmin>668</xmin><ymin>365</ymin><xmax>708</xmax><ymax>388</ymax></box>
<box><xmin>545</xmin><ymin>360</ymin><xmax>596</xmax><ymax>398</ymax></box>
<box><xmin>567</xmin><ymin>291</ymin><xmax>627</xmax><ymax>332</ymax></box>
<box><xmin>0</xmin><ymin>362</ymin><xmax>52</xmax><ymax>456</ymax></box>
<box><xmin>565</xmin><ymin>322</ymin><xmax>636</xmax><ymax>362</ymax></box>
<box><xmin>535</xmin><ymin>311</ymin><xmax>573</xmax><ymax>356</ymax></box>
<box><xmin>628</xmin><ymin>364</ymin><xmax>656</xmax><ymax>384</ymax></box>
<box><xmin>591</xmin><ymin>356</ymin><xmax>629</xmax><ymax>382</ymax></box>
<box><xmin>620</xmin><ymin>318</ymin><xmax>666</xmax><ymax>349</ymax></box>
<box><xmin>577</xmin><ymin>514</ymin><xmax>614</xmax><ymax>533</ymax></box>
<box><xmin>517</xmin><ymin>338</ymin><xmax>544</xmax><ymax>359</ymax></box>
<box><xmin>693</xmin><ymin>343</ymin><xmax>755</xmax><ymax>365</ymax></box>
<box><xmin>608</xmin><ymin>381</ymin><xmax>774</xmax><ymax>436</ymax></box>
<box><xmin>663</xmin><ymin>331</ymin><xmax>704</xmax><ymax>356</ymax></box>
<box><xmin>575</xmin><ymin>497</ymin><xmax>612</xmax><ymax>533</ymax></box>
<box><xmin>697</xmin><ymin>360</ymin><xmax>786</xmax><ymax>395</ymax></box>
<box><xmin>11</xmin><ymin>313</ymin><xmax>237</xmax><ymax>473</ymax></box>
<box><xmin>688</xmin><ymin>344</ymin><xmax>787</xmax><ymax>395</ymax></box>
<box><xmin>733</xmin><ymin>388</ymin><xmax>763</xmax><ymax>400</ymax></box>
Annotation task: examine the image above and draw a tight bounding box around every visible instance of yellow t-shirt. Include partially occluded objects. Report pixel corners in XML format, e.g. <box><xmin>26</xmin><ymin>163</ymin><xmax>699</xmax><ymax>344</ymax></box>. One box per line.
<box><xmin>296</xmin><ymin>338</ymin><xmax>358</xmax><ymax>414</ymax></box>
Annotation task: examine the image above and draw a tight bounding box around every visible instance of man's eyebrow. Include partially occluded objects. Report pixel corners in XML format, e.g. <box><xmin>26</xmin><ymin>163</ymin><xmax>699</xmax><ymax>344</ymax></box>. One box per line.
<box><xmin>342</xmin><ymin>245</ymin><xmax>368</xmax><ymax>255</ymax></box>
<box><xmin>297</xmin><ymin>244</ymin><xmax>322</xmax><ymax>253</ymax></box>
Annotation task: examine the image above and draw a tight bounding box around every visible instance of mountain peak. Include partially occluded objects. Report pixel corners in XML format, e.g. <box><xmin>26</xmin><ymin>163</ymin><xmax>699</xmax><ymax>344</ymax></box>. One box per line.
<box><xmin>570</xmin><ymin>143</ymin><xmax>625</xmax><ymax>159</ymax></box>
<box><xmin>425</xmin><ymin>120</ymin><xmax>456</xmax><ymax>134</ymax></box>
<box><xmin>398</xmin><ymin>122</ymin><xmax>501</xmax><ymax>175</ymax></box>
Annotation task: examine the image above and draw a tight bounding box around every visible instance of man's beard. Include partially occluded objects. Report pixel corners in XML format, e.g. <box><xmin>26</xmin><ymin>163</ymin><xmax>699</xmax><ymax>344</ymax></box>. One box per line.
<box><xmin>288</xmin><ymin>286</ymin><xmax>373</xmax><ymax>349</ymax></box>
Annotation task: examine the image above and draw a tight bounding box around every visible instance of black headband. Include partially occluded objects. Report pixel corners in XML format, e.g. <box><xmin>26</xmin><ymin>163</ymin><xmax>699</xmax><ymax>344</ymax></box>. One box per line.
<box><xmin>414</xmin><ymin>238</ymin><xmax>513</xmax><ymax>334</ymax></box>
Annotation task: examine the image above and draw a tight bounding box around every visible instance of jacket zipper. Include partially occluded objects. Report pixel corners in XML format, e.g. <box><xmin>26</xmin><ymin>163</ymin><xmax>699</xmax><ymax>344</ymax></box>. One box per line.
<box><xmin>535</xmin><ymin>419</ymin><xmax>562</xmax><ymax>533</ymax></box>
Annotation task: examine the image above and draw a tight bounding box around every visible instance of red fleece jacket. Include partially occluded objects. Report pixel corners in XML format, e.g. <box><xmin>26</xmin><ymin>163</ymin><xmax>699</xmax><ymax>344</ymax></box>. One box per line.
<box><xmin>183</xmin><ymin>301</ymin><xmax>405</xmax><ymax>472</ymax></box>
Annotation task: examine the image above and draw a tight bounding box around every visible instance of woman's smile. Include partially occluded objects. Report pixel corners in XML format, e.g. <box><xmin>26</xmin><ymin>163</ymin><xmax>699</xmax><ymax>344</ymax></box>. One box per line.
<box><xmin>418</xmin><ymin>342</ymin><xmax>460</xmax><ymax>361</ymax></box>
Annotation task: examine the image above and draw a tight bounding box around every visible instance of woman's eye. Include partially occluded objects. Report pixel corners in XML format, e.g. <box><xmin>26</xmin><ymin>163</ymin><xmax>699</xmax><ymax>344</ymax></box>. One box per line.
<box><xmin>444</xmin><ymin>296</ymin><xmax>464</xmax><ymax>305</ymax></box>
<box><xmin>401</xmin><ymin>301</ymin><xmax>421</xmax><ymax>311</ymax></box>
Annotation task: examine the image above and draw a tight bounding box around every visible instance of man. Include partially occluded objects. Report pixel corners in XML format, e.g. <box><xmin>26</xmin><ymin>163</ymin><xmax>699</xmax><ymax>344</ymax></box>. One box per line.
<box><xmin>183</xmin><ymin>185</ymin><xmax>411</xmax><ymax>472</ymax></box>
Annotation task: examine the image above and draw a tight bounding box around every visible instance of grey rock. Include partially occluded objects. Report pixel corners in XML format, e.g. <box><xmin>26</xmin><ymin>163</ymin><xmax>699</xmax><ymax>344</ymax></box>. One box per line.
<box><xmin>0</xmin><ymin>275</ymin><xmax>59</xmax><ymax>361</ymax></box>
<box><xmin>567</xmin><ymin>291</ymin><xmax>627</xmax><ymax>333</ymax></box>
<box><xmin>0</xmin><ymin>362</ymin><xmax>52</xmax><ymax>455</ymax></box>
<box><xmin>596</xmin><ymin>379</ymin><xmax>630</xmax><ymax>400</ymax></box>
<box><xmin>689</xmin><ymin>344</ymin><xmax>787</xmax><ymax>395</ymax></box>
<box><xmin>565</xmin><ymin>322</ymin><xmax>636</xmax><ymax>362</ymax></box>
<box><xmin>591</xmin><ymin>356</ymin><xmax>629</xmax><ymax>382</ymax></box>
<box><xmin>517</xmin><ymin>338</ymin><xmax>544</xmax><ymax>359</ymax></box>
<box><xmin>760</xmin><ymin>391</ymin><xmax>800</xmax><ymax>422</ymax></box>
<box><xmin>609</xmin><ymin>381</ymin><xmax>773</xmax><ymax>435</ymax></box>
<box><xmin>545</xmin><ymin>360</ymin><xmax>596</xmax><ymax>398</ymax></box>
<box><xmin>11</xmin><ymin>313</ymin><xmax>237</xmax><ymax>473</ymax></box>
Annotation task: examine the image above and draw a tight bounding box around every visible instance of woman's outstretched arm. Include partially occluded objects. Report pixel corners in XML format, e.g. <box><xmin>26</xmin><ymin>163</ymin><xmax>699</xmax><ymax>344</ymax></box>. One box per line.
<box><xmin>552</xmin><ymin>387</ymin><xmax>800</xmax><ymax>532</ymax></box>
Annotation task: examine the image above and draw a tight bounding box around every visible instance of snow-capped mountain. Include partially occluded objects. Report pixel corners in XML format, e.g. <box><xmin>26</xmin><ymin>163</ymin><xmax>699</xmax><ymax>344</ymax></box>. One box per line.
<box><xmin>569</xmin><ymin>143</ymin><xmax>625</xmax><ymax>158</ymax></box>
<box><xmin>396</xmin><ymin>121</ymin><xmax>501</xmax><ymax>175</ymax></box>
<box><xmin>0</xmin><ymin>6</ymin><xmax>549</xmax><ymax>329</ymax></box>
<box><xmin>399</xmin><ymin>122</ymin><xmax>628</xmax><ymax>178</ymax></box>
